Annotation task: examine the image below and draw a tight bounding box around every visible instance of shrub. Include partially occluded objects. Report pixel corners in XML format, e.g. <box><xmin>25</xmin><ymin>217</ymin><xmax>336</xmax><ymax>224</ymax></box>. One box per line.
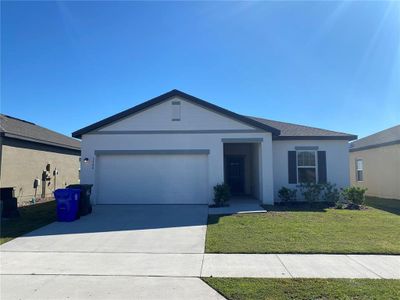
<box><xmin>297</xmin><ymin>182</ymin><xmax>323</xmax><ymax>204</ymax></box>
<box><xmin>213</xmin><ymin>183</ymin><xmax>231</xmax><ymax>206</ymax></box>
<box><xmin>321</xmin><ymin>182</ymin><xmax>340</xmax><ymax>204</ymax></box>
<box><xmin>278</xmin><ymin>187</ymin><xmax>297</xmax><ymax>203</ymax></box>
<box><xmin>341</xmin><ymin>186</ymin><xmax>368</xmax><ymax>205</ymax></box>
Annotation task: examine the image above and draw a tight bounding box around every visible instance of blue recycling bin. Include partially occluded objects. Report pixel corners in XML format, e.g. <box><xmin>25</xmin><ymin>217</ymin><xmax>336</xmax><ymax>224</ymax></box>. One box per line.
<box><xmin>54</xmin><ymin>189</ymin><xmax>80</xmax><ymax>222</ymax></box>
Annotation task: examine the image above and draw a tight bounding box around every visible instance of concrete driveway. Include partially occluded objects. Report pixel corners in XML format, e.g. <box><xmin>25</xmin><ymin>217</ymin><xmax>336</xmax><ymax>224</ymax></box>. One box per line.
<box><xmin>1</xmin><ymin>205</ymin><xmax>225</xmax><ymax>300</ymax></box>
<box><xmin>1</xmin><ymin>205</ymin><xmax>208</xmax><ymax>254</ymax></box>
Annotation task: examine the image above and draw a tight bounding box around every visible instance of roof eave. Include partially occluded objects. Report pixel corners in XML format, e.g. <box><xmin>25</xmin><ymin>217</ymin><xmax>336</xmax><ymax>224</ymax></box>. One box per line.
<box><xmin>3</xmin><ymin>132</ymin><xmax>81</xmax><ymax>151</ymax></box>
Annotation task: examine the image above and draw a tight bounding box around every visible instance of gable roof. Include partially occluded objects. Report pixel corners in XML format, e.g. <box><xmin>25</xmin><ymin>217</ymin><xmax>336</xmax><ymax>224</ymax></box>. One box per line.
<box><xmin>249</xmin><ymin>117</ymin><xmax>357</xmax><ymax>140</ymax></box>
<box><xmin>72</xmin><ymin>89</ymin><xmax>281</xmax><ymax>138</ymax></box>
<box><xmin>0</xmin><ymin>114</ymin><xmax>80</xmax><ymax>151</ymax></box>
<box><xmin>72</xmin><ymin>89</ymin><xmax>357</xmax><ymax>141</ymax></box>
<box><xmin>350</xmin><ymin>125</ymin><xmax>400</xmax><ymax>152</ymax></box>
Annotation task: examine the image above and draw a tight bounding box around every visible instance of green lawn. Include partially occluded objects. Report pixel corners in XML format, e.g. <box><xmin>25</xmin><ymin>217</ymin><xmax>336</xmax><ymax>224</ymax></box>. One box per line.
<box><xmin>1</xmin><ymin>201</ymin><xmax>56</xmax><ymax>245</ymax></box>
<box><xmin>203</xmin><ymin>278</ymin><xmax>400</xmax><ymax>300</ymax></box>
<box><xmin>206</xmin><ymin>199</ymin><xmax>400</xmax><ymax>254</ymax></box>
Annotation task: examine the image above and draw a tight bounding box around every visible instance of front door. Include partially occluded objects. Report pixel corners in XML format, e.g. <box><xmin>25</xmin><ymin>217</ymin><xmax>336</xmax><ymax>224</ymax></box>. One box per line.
<box><xmin>225</xmin><ymin>155</ymin><xmax>245</xmax><ymax>195</ymax></box>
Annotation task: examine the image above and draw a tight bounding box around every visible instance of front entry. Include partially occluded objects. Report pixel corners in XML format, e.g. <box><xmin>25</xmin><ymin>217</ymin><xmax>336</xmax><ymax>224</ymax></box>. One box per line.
<box><xmin>225</xmin><ymin>155</ymin><xmax>245</xmax><ymax>195</ymax></box>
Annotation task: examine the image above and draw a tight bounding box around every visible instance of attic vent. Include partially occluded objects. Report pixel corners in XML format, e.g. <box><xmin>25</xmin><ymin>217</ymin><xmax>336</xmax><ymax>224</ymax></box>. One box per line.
<box><xmin>171</xmin><ymin>101</ymin><xmax>181</xmax><ymax>121</ymax></box>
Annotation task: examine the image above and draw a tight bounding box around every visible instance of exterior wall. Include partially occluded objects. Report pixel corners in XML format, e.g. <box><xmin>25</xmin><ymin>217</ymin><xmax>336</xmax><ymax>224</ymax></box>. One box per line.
<box><xmin>272</xmin><ymin>140</ymin><xmax>350</xmax><ymax>201</ymax></box>
<box><xmin>0</xmin><ymin>143</ymin><xmax>80</xmax><ymax>204</ymax></box>
<box><xmin>98</xmin><ymin>97</ymin><xmax>255</xmax><ymax>131</ymax></box>
<box><xmin>80</xmin><ymin>131</ymin><xmax>274</xmax><ymax>205</ymax></box>
<box><xmin>350</xmin><ymin>144</ymin><xmax>400</xmax><ymax>200</ymax></box>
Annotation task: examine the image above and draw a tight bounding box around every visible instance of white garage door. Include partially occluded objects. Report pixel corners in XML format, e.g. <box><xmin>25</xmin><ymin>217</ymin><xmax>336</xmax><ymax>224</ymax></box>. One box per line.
<box><xmin>96</xmin><ymin>153</ymin><xmax>209</xmax><ymax>204</ymax></box>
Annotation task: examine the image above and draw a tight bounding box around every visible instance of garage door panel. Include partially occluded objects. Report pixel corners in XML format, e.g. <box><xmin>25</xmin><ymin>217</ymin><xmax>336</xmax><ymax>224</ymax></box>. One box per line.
<box><xmin>96</xmin><ymin>154</ymin><xmax>208</xmax><ymax>204</ymax></box>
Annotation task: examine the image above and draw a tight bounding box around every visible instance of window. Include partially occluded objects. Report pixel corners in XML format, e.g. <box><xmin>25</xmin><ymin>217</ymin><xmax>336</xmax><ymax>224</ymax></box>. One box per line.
<box><xmin>297</xmin><ymin>151</ymin><xmax>317</xmax><ymax>183</ymax></box>
<box><xmin>356</xmin><ymin>159</ymin><xmax>363</xmax><ymax>182</ymax></box>
<box><xmin>171</xmin><ymin>101</ymin><xmax>181</xmax><ymax>121</ymax></box>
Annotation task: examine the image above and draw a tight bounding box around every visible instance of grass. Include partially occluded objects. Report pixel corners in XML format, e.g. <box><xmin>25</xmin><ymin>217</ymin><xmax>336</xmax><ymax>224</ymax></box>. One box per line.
<box><xmin>203</xmin><ymin>278</ymin><xmax>400</xmax><ymax>300</ymax></box>
<box><xmin>1</xmin><ymin>200</ymin><xmax>56</xmax><ymax>245</ymax></box>
<box><xmin>206</xmin><ymin>199</ymin><xmax>400</xmax><ymax>254</ymax></box>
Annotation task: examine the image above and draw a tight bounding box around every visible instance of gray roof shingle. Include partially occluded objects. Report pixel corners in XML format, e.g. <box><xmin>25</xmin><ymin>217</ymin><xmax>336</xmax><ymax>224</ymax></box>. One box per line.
<box><xmin>248</xmin><ymin>116</ymin><xmax>357</xmax><ymax>140</ymax></box>
<box><xmin>0</xmin><ymin>114</ymin><xmax>80</xmax><ymax>150</ymax></box>
<box><xmin>350</xmin><ymin>125</ymin><xmax>400</xmax><ymax>151</ymax></box>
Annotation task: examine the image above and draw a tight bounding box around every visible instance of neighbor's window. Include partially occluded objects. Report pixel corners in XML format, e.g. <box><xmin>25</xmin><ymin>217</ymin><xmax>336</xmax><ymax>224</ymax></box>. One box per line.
<box><xmin>297</xmin><ymin>151</ymin><xmax>317</xmax><ymax>183</ymax></box>
<box><xmin>356</xmin><ymin>159</ymin><xmax>364</xmax><ymax>182</ymax></box>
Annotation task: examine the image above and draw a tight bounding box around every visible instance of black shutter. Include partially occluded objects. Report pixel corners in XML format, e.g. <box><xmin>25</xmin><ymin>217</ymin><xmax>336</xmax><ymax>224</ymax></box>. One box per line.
<box><xmin>318</xmin><ymin>151</ymin><xmax>327</xmax><ymax>183</ymax></box>
<box><xmin>288</xmin><ymin>151</ymin><xmax>297</xmax><ymax>184</ymax></box>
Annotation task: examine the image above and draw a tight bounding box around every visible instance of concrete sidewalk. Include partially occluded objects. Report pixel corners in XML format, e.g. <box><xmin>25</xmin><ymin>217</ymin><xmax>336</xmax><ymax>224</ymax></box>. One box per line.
<box><xmin>2</xmin><ymin>251</ymin><xmax>399</xmax><ymax>279</ymax></box>
<box><xmin>202</xmin><ymin>254</ymin><xmax>400</xmax><ymax>279</ymax></box>
<box><xmin>0</xmin><ymin>275</ymin><xmax>225</xmax><ymax>300</ymax></box>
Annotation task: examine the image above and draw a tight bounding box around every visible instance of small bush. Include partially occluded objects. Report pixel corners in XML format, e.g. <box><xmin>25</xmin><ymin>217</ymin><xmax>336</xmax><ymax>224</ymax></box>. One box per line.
<box><xmin>278</xmin><ymin>187</ymin><xmax>297</xmax><ymax>203</ymax></box>
<box><xmin>297</xmin><ymin>182</ymin><xmax>323</xmax><ymax>204</ymax></box>
<box><xmin>213</xmin><ymin>183</ymin><xmax>231</xmax><ymax>206</ymax></box>
<box><xmin>341</xmin><ymin>186</ymin><xmax>368</xmax><ymax>205</ymax></box>
<box><xmin>321</xmin><ymin>182</ymin><xmax>340</xmax><ymax>204</ymax></box>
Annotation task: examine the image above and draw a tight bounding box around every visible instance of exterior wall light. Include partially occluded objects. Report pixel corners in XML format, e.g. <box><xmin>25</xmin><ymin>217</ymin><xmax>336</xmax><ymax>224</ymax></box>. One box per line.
<box><xmin>83</xmin><ymin>158</ymin><xmax>90</xmax><ymax>163</ymax></box>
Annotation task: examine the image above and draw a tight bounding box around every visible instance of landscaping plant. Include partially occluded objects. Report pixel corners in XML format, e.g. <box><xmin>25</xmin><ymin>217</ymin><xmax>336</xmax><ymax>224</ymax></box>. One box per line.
<box><xmin>341</xmin><ymin>186</ymin><xmax>368</xmax><ymax>207</ymax></box>
<box><xmin>213</xmin><ymin>183</ymin><xmax>231</xmax><ymax>207</ymax></box>
<box><xmin>297</xmin><ymin>182</ymin><xmax>323</xmax><ymax>205</ymax></box>
<box><xmin>278</xmin><ymin>187</ymin><xmax>297</xmax><ymax>204</ymax></box>
<box><xmin>321</xmin><ymin>182</ymin><xmax>340</xmax><ymax>204</ymax></box>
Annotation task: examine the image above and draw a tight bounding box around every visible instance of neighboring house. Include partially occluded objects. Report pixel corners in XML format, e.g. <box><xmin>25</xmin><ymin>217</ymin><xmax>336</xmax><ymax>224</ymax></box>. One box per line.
<box><xmin>73</xmin><ymin>90</ymin><xmax>357</xmax><ymax>205</ymax></box>
<box><xmin>0</xmin><ymin>114</ymin><xmax>81</xmax><ymax>204</ymax></box>
<box><xmin>349</xmin><ymin>125</ymin><xmax>400</xmax><ymax>200</ymax></box>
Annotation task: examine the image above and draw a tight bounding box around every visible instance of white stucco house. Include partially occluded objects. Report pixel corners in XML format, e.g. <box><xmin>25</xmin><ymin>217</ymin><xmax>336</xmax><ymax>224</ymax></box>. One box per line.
<box><xmin>72</xmin><ymin>90</ymin><xmax>357</xmax><ymax>205</ymax></box>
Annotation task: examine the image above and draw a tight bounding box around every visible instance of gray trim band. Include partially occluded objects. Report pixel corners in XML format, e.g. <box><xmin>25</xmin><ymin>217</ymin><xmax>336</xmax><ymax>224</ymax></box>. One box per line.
<box><xmin>95</xmin><ymin>149</ymin><xmax>210</xmax><ymax>155</ymax></box>
<box><xmin>273</xmin><ymin>135</ymin><xmax>357</xmax><ymax>141</ymax></box>
<box><xmin>91</xmin><ymin>129</ymin><xmax>262</xmax><ymax>135</ymax></box>
<box><xmin>295</xmin><ymin>146</ymin><xmax>319</xmax><ymax>150</ymax></box>
<box><xmin>349</xmin><ymin>139</ymin><xmax>400</xmax><ymax>152</ymax></box>
<box><xmin>221</xmin><ymin>138</ymin><xmax>263</xmax><ymax>143</ymax></box>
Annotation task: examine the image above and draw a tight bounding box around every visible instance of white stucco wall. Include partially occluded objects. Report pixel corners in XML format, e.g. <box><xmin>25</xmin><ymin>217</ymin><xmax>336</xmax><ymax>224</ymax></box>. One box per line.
<box><xmin>79</xmin><ymin>97</ymin><xmax>274</xmax><ymax>204</ymax></box>
<box><xmin>272</xmin><ymin>140</ymin><xmax>350</xmax><ymax>200</ymax></box>
<box><xmin>78</xmin><ymin>97</ymin><xmax>350</xmax><ymax>205</ymax></box>
<box><xmin>98</xmin><ymin>97</ymin><xmax>254</xmax><ymax>131</ymax></box>
<box><xmin>80</xmin><ymin>132</ymin><xmax>273</xmax><ymax>204</ymax></box>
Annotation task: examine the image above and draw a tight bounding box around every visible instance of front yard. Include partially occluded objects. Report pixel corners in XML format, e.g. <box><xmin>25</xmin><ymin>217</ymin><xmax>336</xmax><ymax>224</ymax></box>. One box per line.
<box><xmin>206</xmin><ymin>198</ymin><xmax>400</xmax><ymax>254</ymax></box>
<box><xmin>203</xmin><ymin>278</ymin><xmax>400</xmax><ymax>300</ymax></box>
<box><xmin>0</xmin><ymin>200</ymin><xmax>56</xmax><ymax>245</ymax></box>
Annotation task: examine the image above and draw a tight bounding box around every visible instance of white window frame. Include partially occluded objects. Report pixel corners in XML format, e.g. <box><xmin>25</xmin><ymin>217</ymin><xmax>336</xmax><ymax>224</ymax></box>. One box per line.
<box><xmin>296</xmin><ymin>150</ymin><xmax>318</xmax><ymax>184</ymax></box>
<box><xmin>355</xmin><ymin>158</ymin><xmax>364</xmax><ymax>182</ymax></box>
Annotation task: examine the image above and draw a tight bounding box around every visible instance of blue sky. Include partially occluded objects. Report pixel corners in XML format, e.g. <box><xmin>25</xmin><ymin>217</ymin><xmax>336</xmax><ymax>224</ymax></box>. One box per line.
<box><xmin>1</xmin><ymin>1</ymin><xmax>399</xmax><ymax>138</ymax></box>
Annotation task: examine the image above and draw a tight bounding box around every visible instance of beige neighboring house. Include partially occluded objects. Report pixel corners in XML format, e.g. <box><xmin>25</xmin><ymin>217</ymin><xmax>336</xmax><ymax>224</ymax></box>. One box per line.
<box><xmin>349</xmin><ymin>125</ymin><xmax>400</xmax><ymax>200</ymax></box>
<box><xmin>0</xmin><ymin>114</ymin><xmax>80</xmax><ymax>205</ymax></box>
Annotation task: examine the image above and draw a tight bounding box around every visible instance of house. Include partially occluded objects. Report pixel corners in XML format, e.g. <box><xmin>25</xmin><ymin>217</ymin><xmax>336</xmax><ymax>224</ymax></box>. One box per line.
<box><xmin>349</xmin><ymin>125</ymin><xmax>400</xmax><ymax>200</ymax></box>
<box><xmin>0</xmin><ymin>114</ymin><xmax>81</xmax><ymax>205</ymax></box>
<box><xmin>73</xmin><ymin>90</ymin><xmax>357</xmax><ymax>205</ymax></box>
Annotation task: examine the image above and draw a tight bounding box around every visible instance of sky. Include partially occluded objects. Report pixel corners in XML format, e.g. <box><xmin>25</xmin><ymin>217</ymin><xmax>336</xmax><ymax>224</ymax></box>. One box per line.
<box><xmin>1</xmin><ymin>1</ymin><xmax>399</xmax><ymax>139</ymax></box>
